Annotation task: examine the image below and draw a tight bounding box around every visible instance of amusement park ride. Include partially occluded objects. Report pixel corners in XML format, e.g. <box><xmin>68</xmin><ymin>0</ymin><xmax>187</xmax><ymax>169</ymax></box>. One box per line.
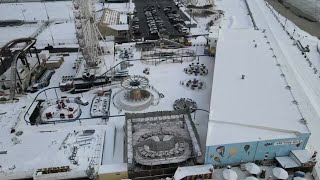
<box><xmin>0</xmin><ymin>38</ymin><xmax>38</xmax><ymax>101</ymax></box>
<box><xmin>72</xmin><ymin>0</ymin><xmax>112</xmax><ymax>80</ymax></box>
<box><xmin>58</xmin><ymin>0</ymin><xmax>117</xmax><ymax>92</ymax></box>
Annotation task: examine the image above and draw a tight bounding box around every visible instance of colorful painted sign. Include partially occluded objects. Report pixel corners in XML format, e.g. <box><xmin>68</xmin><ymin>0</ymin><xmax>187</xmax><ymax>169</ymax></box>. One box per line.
<box><xmin>205</xmin><ymin>135</ymin><xmax>309</xmax><ymax>165</ymax></box>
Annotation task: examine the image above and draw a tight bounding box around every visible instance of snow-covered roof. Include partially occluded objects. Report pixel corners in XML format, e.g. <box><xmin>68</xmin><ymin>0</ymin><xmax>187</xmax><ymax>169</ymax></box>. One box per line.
<box><xmin>275</xmin><ymin>156</ymin><xmax>300</xmax><ymax>168</ymax></box>
<box><xmin>102</xmin><ymin>8</ymin><xmax>128</xmax><ymax>26</ymax></box>
<box><xmin>119</xmin><ymin>13</ymin><xmax>128</xmax><ymax>24</ymax></box>
<box><xmin>207</xmin><ymin>29</ymin><xmax>310</xmax><ymax>146</ymax></box>
<box><xmin>108</xmin><ymin>24</ymin><xmax>129</xmax><ymax>31</ymax></box>
<box><xmin>173</xmin><ymin>164</ymin><xmax>213</xmax><ymax>180</ymax></box>
<box><xmin>192</xmin><ymin>36</ymin><xmax>207</xmax><ymax>44</ymax></box>
<box><xmin>276</xmin><ymin>149</ymin><xmax>313</xmax><ymax>168</ymax></box>
<box><xmin>98</xmin><ymin>163</ymin><xmax>127</xmax><ymax>174</ymax></box>
<box><xmin>291</xmin><ymin>149</ymin><xmax>312</xmax><ymax>164</ymax></box>
<box><xmin>208</xmin><ymin>26</ymin><xmax>219</xmax><ymax>39</ymax></box>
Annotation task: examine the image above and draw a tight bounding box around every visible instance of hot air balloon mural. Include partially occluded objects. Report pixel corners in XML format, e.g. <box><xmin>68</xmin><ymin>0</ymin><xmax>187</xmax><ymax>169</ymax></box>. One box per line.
<box><xmin>244</xmin><ymin>144</ymin><xmax>251</xmax><ymax>155</ymax></box>
<box><xmin>214</xmin><ymin>156</ymin><xmax>221</xmax><ymax>163</ymax></box>
<box><xmin>228</xmin><ymin>148</ymin><xmax>238</xmax><ymax>159</ymax></box>
<box><xmin>216</xmin><ymin>146</ymin><xmax>226</xmax><ymax>157</ymax></box>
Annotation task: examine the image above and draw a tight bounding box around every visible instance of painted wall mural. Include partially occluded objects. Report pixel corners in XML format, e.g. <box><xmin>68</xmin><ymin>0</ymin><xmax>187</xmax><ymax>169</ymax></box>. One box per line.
<box><xmin>216</xmin><ymin>146</ymin><xmax>225</xmax><ymax>157</ymax></box>
<box><xmin>205</xmin><ymin>134</ymin><xmax>310</xmax><ymax>165</ymax></box>
<box><xmin>213</xmin><ymin>156</ymin><xmax>221</xmax><ymax>163</ymax></box>
<box><xmin>244</xmin><ymin>144</ymin><xmax>250</xmax><ymax>155</ymax></box>
<box><xmin>206</xmin><ymin>142</ymin><xmax>258</xmax><ymax>165</ymax></box>
<box><xmin>228</xmin><ymin>148</ymin><xmax>238</xmax><ymax>159</ymax></box>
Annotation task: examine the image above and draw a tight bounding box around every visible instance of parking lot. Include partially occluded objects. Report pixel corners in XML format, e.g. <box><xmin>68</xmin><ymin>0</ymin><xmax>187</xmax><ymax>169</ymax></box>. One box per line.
<box><xmin>132</xmin><ymin>0</ymin><xmax>190</xmax><ymax>40</ymax></box>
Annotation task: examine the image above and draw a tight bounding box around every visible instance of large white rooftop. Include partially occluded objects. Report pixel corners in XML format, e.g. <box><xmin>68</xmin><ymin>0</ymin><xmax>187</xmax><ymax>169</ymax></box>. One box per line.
<box><xmin>207</xmin><ymin>28</ymin><xmax>310</xmax><ymax>146</ymax></box>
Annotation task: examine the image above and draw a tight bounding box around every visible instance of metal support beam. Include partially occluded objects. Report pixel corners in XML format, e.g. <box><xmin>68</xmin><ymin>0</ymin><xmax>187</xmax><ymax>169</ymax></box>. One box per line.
<box><xmin>16</xmin><ymin>69</ymin><xmax>22</xmax><ymax>85</ymax></box>
<box><xmin>34</xmin><ymin>47</ymin><xmax>41</xmax><ymax>65</ymax></box>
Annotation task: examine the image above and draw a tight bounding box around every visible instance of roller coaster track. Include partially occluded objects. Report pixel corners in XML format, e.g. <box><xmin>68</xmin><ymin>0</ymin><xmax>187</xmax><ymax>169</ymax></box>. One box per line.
<box><xmin>0</xmin><ymin>38</ymin><xmax>37</xmax><ymax>100</ymax></box>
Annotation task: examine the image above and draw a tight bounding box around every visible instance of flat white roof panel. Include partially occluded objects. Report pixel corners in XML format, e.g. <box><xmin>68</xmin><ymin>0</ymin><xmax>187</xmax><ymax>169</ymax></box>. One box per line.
<box><xmin>207</xmin><ymin>29</ymin><xmax>309</xmax><ymax>146</ymax></box>
<box><xmin>98</xmin><ymin>163</ymin><xmax>127</xmax><ymax>174</ymax></box>
<box><xmin>206</xmin><ymin>121</ymin><xmax>297</xmax><ymax>146</ymax></box>
<box><xmin>108</xmin><ymin>24</ymin><xmax>129</xmax><ymax>31</ymax></box>
<box><xmin>291</xmin><ymin>149</ymin><xmax>312</xmax><ymax>164</ymax></box>
<box><xmin>174</xmin><ymin>164</ymin><xmax>213</xmax><ymax>180</ymax></box>
<box><xmin>119</xmin><ymin>13</ymin><xmax>128</xmax><ymax>24</ymax></box>
<box><xmin>275</xmin><ymin>156</ymin><xmax>300</xmax><ymax>168</ymax></box>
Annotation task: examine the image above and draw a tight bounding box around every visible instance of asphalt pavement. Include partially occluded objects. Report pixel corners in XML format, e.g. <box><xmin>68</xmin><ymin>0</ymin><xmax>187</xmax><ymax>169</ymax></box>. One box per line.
<box><xmin>132</xmin><ymin>0</ymin><xmax>189</xmax><ymax>39</ymax></box>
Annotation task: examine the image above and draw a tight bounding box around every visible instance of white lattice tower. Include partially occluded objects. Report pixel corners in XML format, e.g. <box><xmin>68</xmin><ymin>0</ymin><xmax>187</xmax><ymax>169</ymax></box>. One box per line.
<box><xmin>73</xmin><ymin>0</ymin><xmax>103</xmax><ymax>68</ymax></box>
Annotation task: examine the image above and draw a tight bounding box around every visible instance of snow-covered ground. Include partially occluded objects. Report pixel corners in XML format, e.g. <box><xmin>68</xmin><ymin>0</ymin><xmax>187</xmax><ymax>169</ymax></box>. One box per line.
<box><xmin>0</xmin><ymin>2</ymin><xmax>77</xmax><ymax>47</ymax></box>
<box><xmin>0</xmin><ymin>2</ymin><xmax>73</xmax><ymax>21</ymax></box>
<box><xmin>286</xmin><ymin>0</ymin><xmax>320</xmax><ymax>21</ymax></box>
<box><xmin>1</xmin><ymin>0</ymin><xmax>320</xmax><ymax>178</ymax></box>
<box><xmin>0</xmin><ymin>39</ymin><xmax>214</xmax><ymax>180</ymax></box>
<box><xmin>0</xmin><ymin>126</ymin><xmax>105</xmax><ymax>179</ymax></box>
<box><xmin>0</xmin><ymin>21</ymin><xmax>77</xmax><ymax>47</ymax></box>
<box><xmin>216</xmin><ymin>0</ymin><xmax>253</xmax><ymax>29</ymax></box>
<box><xmin>0</xmin><ymin>24</ymin><xmax>40</xmax><ymax>46</ymax></box>
<box><xmin>36</xmin><ymin>21</ymin><xmax>77</xmax><ymax>46</ymax></box>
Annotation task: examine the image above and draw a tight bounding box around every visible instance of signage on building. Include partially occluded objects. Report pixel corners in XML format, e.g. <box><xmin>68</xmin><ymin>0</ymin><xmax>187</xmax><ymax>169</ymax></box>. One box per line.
<box><xmin>274</xmin><ymin>140</ymin><xmax>302</xmax><ymax>146</ymax></box>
